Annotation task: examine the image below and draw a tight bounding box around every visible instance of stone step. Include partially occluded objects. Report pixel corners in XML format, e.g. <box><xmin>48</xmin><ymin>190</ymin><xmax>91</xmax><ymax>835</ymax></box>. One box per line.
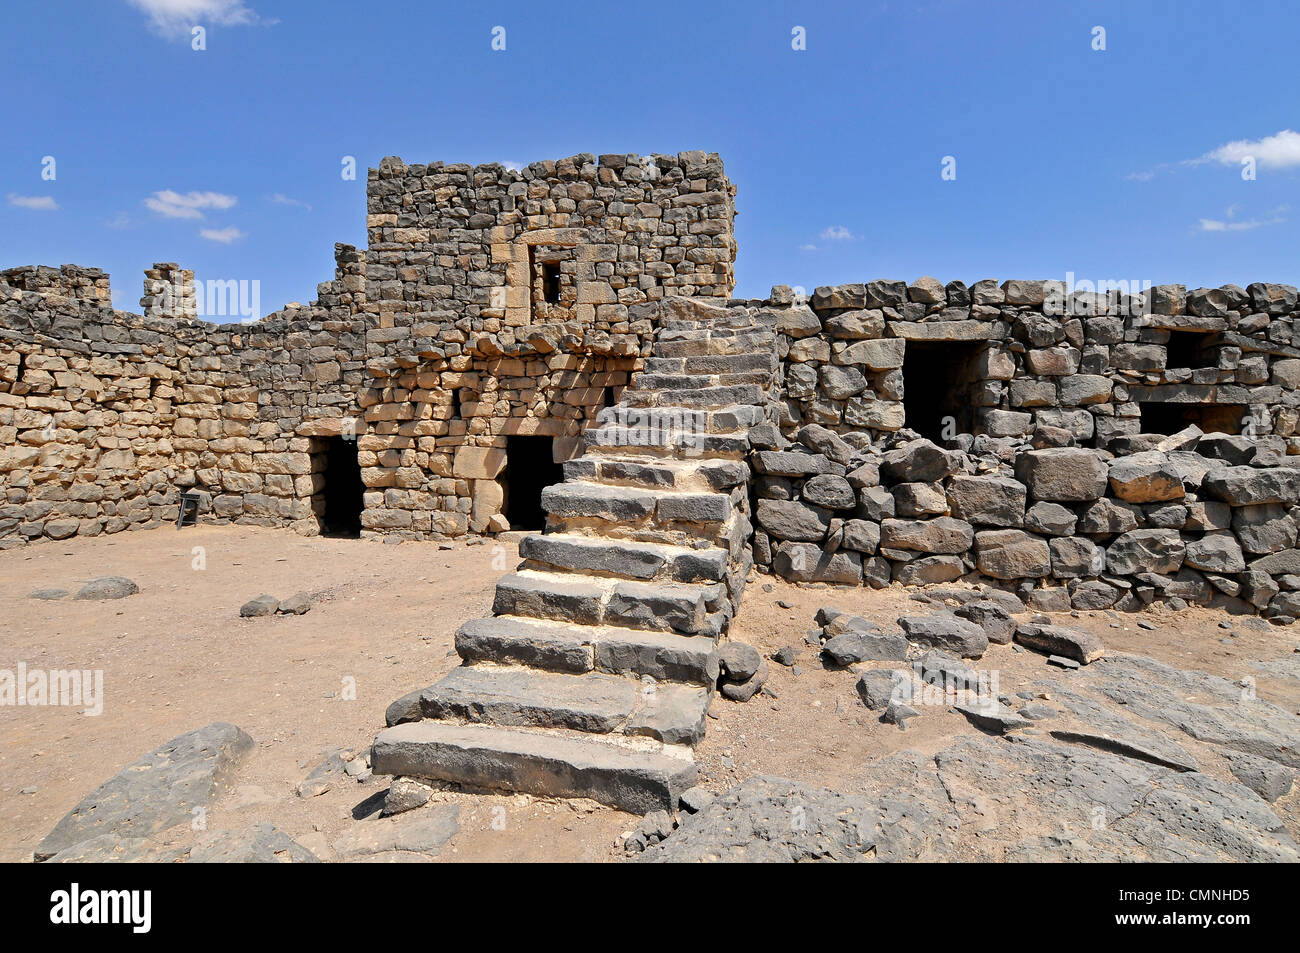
<box><xmin>491</xmin><ymin>570</ymin><xmax>724</xmax><ymax>636</ymax></box>
<box><xmin>586</xmin><ymin>402</ymin><xmax>767</xmax><ymax>438</ymax></box>
<box><xmin>644</xmin><ymin>352</ymin><xmax>779</xmax><ymax>375</ymax></box>
<box><xmin>419</xmin><ymin>666</ymin><xmax>710</xmax><ymax>745</ymax></box>
<box><xmin>540</xmin><ymin>481</ymin><xmax>734</xmax><ymax>530</ymax></box>
<box><xmin>659</xmin><ymin>311</ymin><xmax>776</xmax><ymax>332</ymax></box>
<box><xmin>518</xmin><ymin>532</ymin><xmax>729</xmax><ymax>584</ymax></box>
<box><xmin>454</xmin><ymin>615</ymin><xmax>720</xmax><ymax>685</ymax></box>
<box><xmin>581</xmin><ymin>428</ymin><xmax>751</xmax><ymax>459</ymax></box>
<box><xmin>371</xmin><ymin>721</ymin><xmax>697</xmax><ymax>814</ymax></box>
<box><xmin>656</xmin><ymin>326</ymin><xmax>776</xmax><ymax>344</ymax></box>
<box><xmin>562</xmin><ymin>455</ymin><xmax>748</xmax><ymax>493</ymax></box>
<box><xmin>622</xmin><ymin>383</ymin><xmax>765</xmax><ymax>409</ymax></box>
<box><xmin>635</xmin><ymin>370</ymin><xmax>771</xmax><ymax>390</ymax></box>
<box><xmin>653</xmin><ymin>332</ymin><xmax>776</xmax><ymax>358</ymax></box>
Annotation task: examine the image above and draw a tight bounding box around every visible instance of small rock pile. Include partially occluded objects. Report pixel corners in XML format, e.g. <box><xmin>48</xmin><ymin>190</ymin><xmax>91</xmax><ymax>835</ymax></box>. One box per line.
<box><xmin>239</xmin><ymin>591</ymin><xmax>312</xmax><ymax>618</ymax></box>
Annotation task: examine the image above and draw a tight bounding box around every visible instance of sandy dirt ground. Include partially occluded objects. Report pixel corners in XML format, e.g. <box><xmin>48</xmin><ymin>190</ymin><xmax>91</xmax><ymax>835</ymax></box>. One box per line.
<box><xmin>2</xmin><ymin>524</ymin><xmax>1297</xmax><ymax>862</ymax></box>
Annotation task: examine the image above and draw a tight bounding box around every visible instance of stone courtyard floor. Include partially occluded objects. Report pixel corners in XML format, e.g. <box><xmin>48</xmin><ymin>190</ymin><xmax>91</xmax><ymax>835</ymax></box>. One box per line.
<box><xmin>2</xmin><ymin>524</ymin><xmax>1297</xmax><ymax>862</ymax></box>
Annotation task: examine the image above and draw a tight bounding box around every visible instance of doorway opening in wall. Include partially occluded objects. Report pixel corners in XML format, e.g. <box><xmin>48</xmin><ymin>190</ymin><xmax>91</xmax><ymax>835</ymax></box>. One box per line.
<box><xmin>1165</xmin><ymin>330</ymin><xmax>1214</xmax><ymax>369</ymax></box>
<box><xmin>1138</xmin><ymin>402</ymin><xmax>1246</xmax><ymax>436</ymax></box>
<box><xmin>502</xmin><ymin>435</ymin><xmax>564</xmax><ymax>530</ymax></box>
<box><xmin>542</xmin><ymin>262</ymin><xmax>562</xmax><ymax>305</ymax></box>
<box><xmin>314</xmin><ymin>436</ymin><xmax>364</xmax><ymax>537</ymax></box>
<box><xmin>902</xmin><ymin>341</ymin><xmax>983</xmax><ymax>443</ymax></box>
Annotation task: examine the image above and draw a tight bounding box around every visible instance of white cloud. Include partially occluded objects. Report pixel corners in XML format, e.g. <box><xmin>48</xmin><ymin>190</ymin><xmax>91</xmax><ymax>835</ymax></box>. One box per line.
<box><xmin>799</xmin><ymin>243</ymin><xmax>818</xmax><ymax>252</ymax></box>
<box><xmin>269</xmin><ymin>193</ymin><xmax>311</xmax><ymax>211</ymax></box>
<box><xmin>199</xmin><ymin>226</ymin><xmax>246</xmax><ymax>243</ymax></box>
<box><xmin>1196</xmin><ymin>204</ymin><xmax>1288</xmax><ymax>233</ymax></box>
<box><xmin>1198</xmin><ymin>129</ymin><xmax>1300</xmax><ymax>170</ymax></box>
<box><xmin>499</xmin><ymin>160</ymin><xmax>523</xmax><ymax>172</ymax></box>
<box><xmin>820</xmin><ymin>225</ymin><xmax>855</xmax><ymax>241</ymax></box>
<box><xmin>126</xmin><ymin>0</ymin><xmax>272</xmax><ymax>40</ymax></box>
<box><xmin>7</xmin><ymin>194</ymin><xmax>59</xmax><ymax>211</ymax></box>
<box><xmin>145</xmin><ymin>190</ymin><xmax>237</xmax><ymax>219</ymax></box>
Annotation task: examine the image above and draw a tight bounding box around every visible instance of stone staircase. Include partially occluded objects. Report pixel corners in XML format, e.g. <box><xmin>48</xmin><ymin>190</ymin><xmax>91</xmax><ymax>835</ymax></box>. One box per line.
<box><xmin>371</xmin><ymin>300</ymin><xmax>779</xmax><ymax>813</ymax></box>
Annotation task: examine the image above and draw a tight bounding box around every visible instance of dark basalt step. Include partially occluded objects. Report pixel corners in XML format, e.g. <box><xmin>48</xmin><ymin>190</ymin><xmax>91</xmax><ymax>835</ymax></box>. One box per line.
<box><xmin>372</xmin><ymin>721</ymin><xmax>697</xmax><ymax>814</ymax></box>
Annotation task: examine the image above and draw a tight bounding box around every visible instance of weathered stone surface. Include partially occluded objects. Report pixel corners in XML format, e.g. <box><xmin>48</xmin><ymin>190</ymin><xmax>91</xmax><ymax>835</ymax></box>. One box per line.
<box><xmin>946</xmin><ymin>475</ymin><xmax>1027</xmax><ymax>527</ymax></box>
<box><xmin>772</xmin><ymin>542</ymin><xmax>862</xmax><ymax>583</ymax></box>
<box><xmin>1106</xmin><ymin>529</ymin><xmax>1185</xmax><ymax>575</ymax></box>
<box><xmin>954</xmin><ymin>700</ymin><xmax>1030</xmax><ymax>733</ymax></box>
<box><xmin>840</xmin><ymin>519</ymin><xmax>881</xmax><ymax>554</ymax></box>
<box><xmin>638</xmin><ymin>732</ymin><xmax>1298</xmax><ymax>862</ymax></box>
<box><xmin>897</xmin><ymin>613</ymin><xmax>989</xmax><ymax>658</ymax></box>
<box><xmin>1023</xmin><ymin>501</ymin><xmax>1076</xmax><ymax>536</ymax></box>
<box><xmin>880</xmin><ymin>517</ymin><xmax>973</xmax><ymax>554</ymax></box>
<box><xmin>975</xmin><ymin>529</ymin><xmax>1052</xmax><ymax>579</ymax></box>
<box><xmin>880</xmin><ymin>440</ymin><xmax>960</xmax><ymax>484</ymax></box>
<box><xmin>720</xmin><ymin>660</ymin><xmax>768</xmax><ymax>701</ymax></box>
<box><xmin>73</xmin><ymin>576</ymin><xmax>139</xmax><ymax>600</ymax></box>
<box><xmin>1014</xmin><ymin>623</ymin><xmax>1105</xmax><ymax>664</ymax></box>
<box><xmin>1108</xmin><ymin>459</ymin><xmax>1185</xmax><ymax>503</ymax></box>
<box><xmin>333</xmin><ymin>803</ymin><xmax>461</xmax><ymax>858</ymax></box>
<box><xmin>35</xmin><ymin>723</ymin><xmax>255</xmax><ymax>861</ymax></box>
<box><xmin>1183</xmin><ymin>531</ymin><xmax>1246</xmax><ymax>573</ymax></box>
<box><xmin>954</xmin><ymin>599</ymin><xmax>1016</xmax><ymax>643</ymax></box>
<box><xmin>1202</xmin><ymin>466</ymin><xmax>1300</xmax><ymax>506</ymax></box>
<box><xmin>382</xmin><ymin>777</ymin><xmax>435</xmax><ymax>816</ymax></box>
<box><xmin>892</xmin><ymin>482</ymin><xmax>949</xmax><ymax>517</ymax></box>
<box><xmin>822</xmin><ymin>628</ymin><xmax>908</xmax><ymax>664</ymax></box>
<box><xmin>372</xmin><ymin>721</ymin><xmax>696</xmax><ymax>814</ymax></box>
<box><xmin>297</xmin><ymin>748</ymin><xmax>351</xmax><ymax>797</ymax></box>
<box><xmin>1049</xmin><ymin>536</ymin><xmax>1105</xmax><ymax>578</ymax></box>
<box><xmin>1223</xmin><ymin>751</ymin><xmax>1295</xmax><ymax>802</ymax></box>
<box><xmin>1014</xmin><ymin>449</ymin><xmax>1108</xmax><ymax>502</ymax></box>
<box><xmin>1079</xmin><ymin>654</ymin><xmax>1300</xmax><ymax>769</ymax></box>
<box><xmin>801</xmin><ymin>474</ymin><xmax>856</xmax><ymax>510</ymax></box>
<box><xmin>240</xmin><ymin>593</ymin><xmax>280</xmax><ymax>617</ymax></box>
<box><xmin>891</xmin><ymin>554</ymin><xmax>965</xmax><ymax>586</ymax></box>
<box><xmin>756</xmin><ymin>499</ymin><xmax>830</xmax><ymax>541</ymax></box>
<box><xmin>189</xmin><ymin>824</ymin><xmax>319</xmax><ymax>863</ymax></box>
<box><xmin>856</xmin><ymin>669</ymin><xmax>909</xmax><ymax>710</ymax></box>
<box><xmin>718</xmin><ymin>642</ymin><xmax>762</xmax><ymax>682</ymax></box>
<box><xmin>1233</xmin><ymin>503</ymin><xmax>1298</xmax><ymax>555</ymax></box>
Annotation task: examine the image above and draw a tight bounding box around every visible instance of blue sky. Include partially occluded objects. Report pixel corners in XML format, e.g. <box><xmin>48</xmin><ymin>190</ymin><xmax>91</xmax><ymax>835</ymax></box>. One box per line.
<box><xmin>3</xmin><ymin>0</ymin><xmax>1298</xmax><ymax>318</ymax></box>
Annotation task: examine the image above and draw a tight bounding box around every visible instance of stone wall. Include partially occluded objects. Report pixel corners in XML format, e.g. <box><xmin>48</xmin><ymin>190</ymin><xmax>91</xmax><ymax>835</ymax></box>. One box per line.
<box><xmin>363</xmin><ymin>152</ymin><xmax>736</xmax><ymax>369</ymax></box>
<box><xmin>754</xmin><ymin>278</ymin><xmax>1300</xmax><ymax>447</ymax></box>
<box><xmin>745</xmin><ymin>278</ymin><xmax>1300</xmax><ymax>619</ymax></box>
<box><xmin>0</xmin><ymin>251</ymin><xmax>367</xmax><ymax>548</ymax></box>
<box><xmin>0</xmin><ymin>152</ymin><xmax>737</xmax><ymax>549</ymax></box>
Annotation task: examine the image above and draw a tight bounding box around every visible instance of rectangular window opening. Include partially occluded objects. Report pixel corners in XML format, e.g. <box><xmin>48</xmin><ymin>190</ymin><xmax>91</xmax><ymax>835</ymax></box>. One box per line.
<box><xmin>542</xmin><ymin>262</ymin><xmax>562</xmax><ymax>305</ymax></box>
<box><xmin>1138</xmin><ymin>402</ymin><xmax>1246</xmax><ymax>436</ymax></box>
<box><xmin>901</xmin><ymin>341</ymin><xmax>983</xmax><ymax>443</ymax></box>
<box><xmin>1165</xmin><ymin>330</ymin><xmax>1213</xmax><ymax>370</ymax></box>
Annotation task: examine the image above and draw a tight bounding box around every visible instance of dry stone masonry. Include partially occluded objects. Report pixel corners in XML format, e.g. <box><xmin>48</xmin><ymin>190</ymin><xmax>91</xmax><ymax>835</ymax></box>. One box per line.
<box><xmin>8</xmin><ymin>150</ymin><xmax>1300</xmax><ymax>810</ymax></box>
<box><xmin>747</xmin><ymin>278</ymin><xmax>1300</xmax><ymax>622</ymax></box>
<box><xmin>0</xmin><ymin>153</ymin><xmax>735</xmax><ymax>546</ymax></box>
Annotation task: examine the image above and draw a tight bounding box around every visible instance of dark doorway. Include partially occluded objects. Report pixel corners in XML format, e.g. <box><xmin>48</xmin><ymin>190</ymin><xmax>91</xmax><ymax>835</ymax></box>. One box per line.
<box><xmin>318</xmin><ymin>436</ymin><xmax>364</xmax><ymax>537</ymax></box>
<box><xmin>503</xmin><ymin>436</ymin><xmax>564</xmax><ymax>530</ymax></box>
<box><xmin>1139</xmin><ymin>402</ymin><xmax>1246</xmax><ymax>436</ymax></box>
<box><xmin>902</xmin><ymin>341</ymin><xmax>981</xmax><ymax>443</ymax></box>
